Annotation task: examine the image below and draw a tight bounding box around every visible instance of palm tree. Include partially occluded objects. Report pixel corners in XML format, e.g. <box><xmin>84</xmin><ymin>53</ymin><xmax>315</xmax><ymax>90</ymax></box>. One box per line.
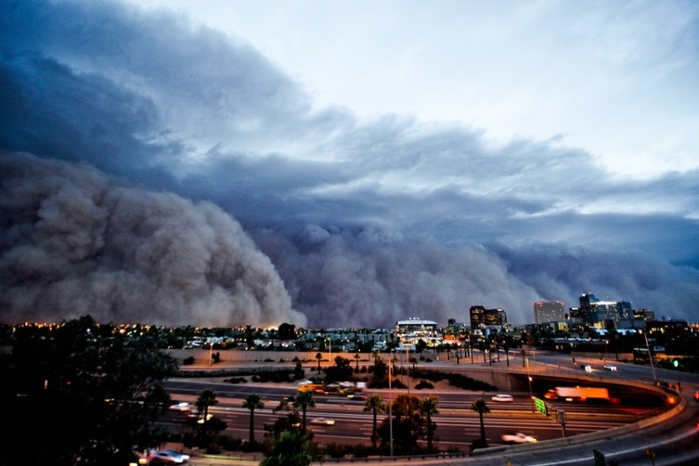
<box><xmin>260</xmin><ymin>429</ymin><xmax>314</xmax><ymax>466</ymax></box>
<box><xmin>363</xmin><ymin>393</ymin><xmax>385</xmax><ymax>448</ymax></box>
<box><xmin>471</xmin><ymin>398</ymin><xmax>490</xmax><ymax>447</ymax></box>
<box><xmin>420</xmin><ymin>395</ymin><xmax>440</xmax><ymax>451</ymax></box>
<box><xmin>293</xmin><ymin>390</ymin><xmax>315</xmax><ymax>434</ymax></box>
<box><xmin>195</xmin><ymin>388</ymin><xmax>218</xmax><ymax>423</ymax></box>
<box><xmin>315</xmin><ymin>352</ymin><xmax>322</xmax><ymax>372</ymax></box>
<box><xmin>409</xmin><ymin>356</ymin><xmax>418</xmax><ymax>374</ymax></box>
<box><xmin>354</xmin><ymin>352</ymin><xmax>361</xmax><ymax>372</ymax></box>
<box><xmin>242</xmin><ymin>393</ymin><xmax>265</xmax><ymax>442</ymax></box>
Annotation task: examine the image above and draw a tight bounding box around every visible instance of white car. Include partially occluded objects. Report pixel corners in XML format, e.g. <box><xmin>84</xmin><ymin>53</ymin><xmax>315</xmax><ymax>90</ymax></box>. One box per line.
<box><xmin>148</xmin><ymin>449</ymin><xmax>190</xmax><ymax>464</ymax></box>
<box><xmin>501</xmin><ymin>432</ymin><xmax>537</xmax><ymax>444</ymax></box>
<box><xmin>603</xmin><ymin>364</ymin><xmax>617</xmax><ymax>371</ymax></box>
<box><xmin>184</xmin><ymin>412</ymin><xmax>213</xmax><ymax>424</ymax></box>
<box><xmin>169</xmin><ymin>402</ymin><xmax>190</xmax><ymax>412</ymax></box>
<box><xmin>491</xmin><ymin>394</ymin><xmax>514</xmax><ymax>402</ymax></box>
<box><xmin>310</xmin><ymin>418</ymin><xmax>336</xmax><ymax>426</ymax></box>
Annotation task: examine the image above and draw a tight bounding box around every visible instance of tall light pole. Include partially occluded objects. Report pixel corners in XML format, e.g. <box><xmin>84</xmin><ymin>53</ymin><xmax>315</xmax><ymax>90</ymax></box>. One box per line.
<box><xmin>526</xmin><ymin>357</ymin><xmax>534</xmax><ymax>412</ymax></box>
<box><xmin>388</xmin><ymin>355</ymin><xmax>393</xmax><ymax>457</ymax></box>
<box><xmin>327</xmin><ymin>337</ymin><xmax>332</xmax><ymax>367</ymax></box>
<box><xmin>644</xmin><ymin>332</ymin><xmax>657</xmax><ymax>382</ymax></box>
<box><xmin>406</xmin><ymin>345</ymin><xmax>410</xmax><ymax>395</ymax></box>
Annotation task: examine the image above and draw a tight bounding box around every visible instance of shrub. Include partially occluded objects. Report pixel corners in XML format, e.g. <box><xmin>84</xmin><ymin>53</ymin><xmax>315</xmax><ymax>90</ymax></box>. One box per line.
<box><xmin>240</xmin><ymin>439</ymin><xmax>267</xmax><ymax>453</ymax></box>
<box><xmin>470</xmin><ymin>438</ymin><xmax>488</xmax><ymax>451</ymax></box>
<box><xmin>218</xmin><ymin>435</ymin><xmax>243</xmax><ymax>451</ymax></box>
<box><xmin>368</xmin><ymin>378</ymin><xmax>407</xmax><ymax>389</ymax></box>
<box><xmin>206</xmin><ymin>443</ymin><xmax>222</xmax><ymax>455</ymax></box>
<box><xmin>226</xmin><ymin>377</ymin><xmax>247</xmax><ymax>384</ymax></box>
<box><xmin>323</xmin><ymin>442</ymin><xmax>349</xmax><ymax>459</ymax></box>
<box><xmin>182</xmin><ymin>356</ymin><xmax>195</xmax><ymax>365</ymax></box>
<box><xmin>347</xmin><ymin>444</ymin><xmax>372</xmax><ymax>458</ymax></box>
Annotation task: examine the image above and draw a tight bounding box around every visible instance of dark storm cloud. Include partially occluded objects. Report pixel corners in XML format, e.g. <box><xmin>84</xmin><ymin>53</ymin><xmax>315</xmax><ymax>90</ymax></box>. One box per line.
<box><xmin>252</xmin><ymin>227</ymin><xmax>541</xmax><ymax>328</ymax></box>
<box><xmin>493</xmin><ymin>243</ymin><xmax>699</xmax><ymax>322</ymax></box>
<box><xmin>0</xmin><ymin>152</ymin><xmax>306</xmax><ymax>327</ymax></box>
<box><xmin>1</xmin><ymin>0</ymin><xmax>697</xmax><ymax>326</ymax></box>
<box><xmin>0</xmin><ymin>0</ymin><xmax>314</xmax><ymax>179</ymax></box>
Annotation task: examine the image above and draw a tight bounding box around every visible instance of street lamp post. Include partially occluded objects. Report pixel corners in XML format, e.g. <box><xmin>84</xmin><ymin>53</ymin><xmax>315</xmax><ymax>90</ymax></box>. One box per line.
<box><xmin>526</xmin><ymin>357</ymin><xmax>534</xmax><ymax>412</ymax></box>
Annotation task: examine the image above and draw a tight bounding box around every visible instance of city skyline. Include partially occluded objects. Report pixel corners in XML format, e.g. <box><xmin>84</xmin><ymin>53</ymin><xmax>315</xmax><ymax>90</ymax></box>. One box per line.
<box><xmin>1</xmin><ymin>0</ymin><xmax>698</xmax><ymax>328</ymax></box>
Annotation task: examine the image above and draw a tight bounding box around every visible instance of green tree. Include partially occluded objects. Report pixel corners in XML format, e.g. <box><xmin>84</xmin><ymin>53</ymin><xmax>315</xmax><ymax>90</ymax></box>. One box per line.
<box><xmin>372</xmin><ymin>356</ymin><xmax>388</xmax><ymax>380</ymax></box>
<box><xmin>196</xmin><ymin>388</ymin><xmax>219</xmax><ymax>422</ymax></box>
<box><xmin>243</xmin><ymin>393</ymin><xmax>265</xmax><ymax>442</ymax></box>
<box><xmin>377</xmin><ymin>394</ymin><xmax>423</xmax><ymax>451</ymax></box>
<box><xmin>363</xmin><ymin>394</ymin><xmax>385</xmax><ymax>448</ymax></box>
<box><xmin>315</xmin><ymin>352</ymin><xmax>323</xmax><ymax>372</ymax></box>
<box><xmin>420</xmin><ymin>395</ymin><xmax>440</xmax><ymax>451</ymax></box>
<box><xmin>293</xmin><ymin>390</ymin><xmax>316</xmax><ymax>434</ymax></box>
<box><xmin>0</xmin><ymin>315</ymin><xmax>179</xmax><ymax>466</ymax></box>
<box><xmin>471</xmin><ymin>398</ymin><xmax>490</xmax><ymax>448</ymax></box>
<box><xmin>265</xmin><ymin>411</ymin><xmax>302</xmax><ymax>440</ymax></box>
<box><xmin>260</xmin><ymin>429</ymin><xmax>314</xmax><ymax>466</ymax></box>
<box><xmin>323</xmin><ymin>355</ymin><xmax>354</xmax><ymax>383</ymax></box>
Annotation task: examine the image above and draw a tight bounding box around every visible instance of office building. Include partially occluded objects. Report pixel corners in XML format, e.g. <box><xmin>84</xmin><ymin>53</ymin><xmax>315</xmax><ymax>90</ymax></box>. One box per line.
<box><xmin>470</xmin><ymin>306</ymin><xmax>507</xmax><ymax>328</ymax></box>
<box><xmin>533</xmin><ymin>301</ymin><xmax>565</xmax><ymax>324</ymax></box>
<box><xmin>578</xmin><ymin>292</ymin><xmax>632</xmax><ymax>328</ymax></box>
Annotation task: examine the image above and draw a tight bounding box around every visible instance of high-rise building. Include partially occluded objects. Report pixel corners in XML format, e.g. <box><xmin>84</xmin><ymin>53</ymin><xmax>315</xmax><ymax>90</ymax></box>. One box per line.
<box><xmin>578</xmin><ymin>292</ymin><xmax>630</xmax><ymax>327</ymax></box>
<box><xmin>634</xmin><ymin>308</ymin><xmax>655</xmax><ymax>321</ymax></box>
<box><xmin>470</xmin><ymin>305</ymin><xmax>507</xmax><ymax>328</ymax></box>
<box><xmin>533</xmin><ymin>301</ymin><xmax>565</xmax><ymax>324</ymax></box>
<box><xmin>469</xmin><ymin>306</ymin><xmax>485</xmax><ymax>329</ymax></box>
<box><xmin>496</xmin><ymin>308</ymin><xmax>508</xmax><ymax>326</ymax></box>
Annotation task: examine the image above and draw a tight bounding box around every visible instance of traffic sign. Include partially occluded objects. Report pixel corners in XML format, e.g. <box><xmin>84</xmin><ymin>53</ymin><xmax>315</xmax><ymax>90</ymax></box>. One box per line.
<box><xmin>533</xmin><ymin>397</ymin><xmax>548</xmax><ymax>416</ymax></box>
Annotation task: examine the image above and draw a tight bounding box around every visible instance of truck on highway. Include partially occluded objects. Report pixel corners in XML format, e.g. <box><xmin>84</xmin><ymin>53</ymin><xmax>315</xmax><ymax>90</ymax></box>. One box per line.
<box><xmin>545</xmin><ymin>386</ymin><xmax>610</xmax><ymax>402</ymax></box>
<box><xmin>298</xmin><ymin>380</ymin><xmax>366</xmax><ymax>395</ymax></box>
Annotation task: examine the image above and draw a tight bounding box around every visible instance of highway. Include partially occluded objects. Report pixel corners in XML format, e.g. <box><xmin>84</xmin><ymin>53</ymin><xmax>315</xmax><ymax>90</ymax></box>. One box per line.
<box><xmin>162</xmin><ymin>381</ymin><xmax>652</xmax><ymax>449</ymax></box>
<box><xmin>161</xmin><ymin>352</ymin><xmax>699</xmax><ymax>465</ymax></box>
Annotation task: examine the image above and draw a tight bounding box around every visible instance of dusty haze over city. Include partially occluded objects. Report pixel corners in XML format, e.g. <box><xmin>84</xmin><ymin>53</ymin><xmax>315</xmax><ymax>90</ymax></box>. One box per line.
<box><xmin>1</xmin><ymin>0</ymin><xmax>698</xmax><ymax>328</ymax></box>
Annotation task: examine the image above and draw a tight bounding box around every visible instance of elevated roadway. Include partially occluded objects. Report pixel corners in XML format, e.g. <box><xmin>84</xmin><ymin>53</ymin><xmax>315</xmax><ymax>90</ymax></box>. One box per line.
<box><xmin>170</xmin><ymin>349</ymin><xmax>699</xmax><ymax>465</ymax></box>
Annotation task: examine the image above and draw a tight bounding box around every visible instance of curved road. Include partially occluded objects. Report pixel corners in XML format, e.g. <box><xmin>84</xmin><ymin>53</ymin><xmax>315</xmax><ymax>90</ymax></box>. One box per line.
<box><xmin>165</xmin><ymin>352</ymin><xmax>699</xmax><ymax>465</ymax></box>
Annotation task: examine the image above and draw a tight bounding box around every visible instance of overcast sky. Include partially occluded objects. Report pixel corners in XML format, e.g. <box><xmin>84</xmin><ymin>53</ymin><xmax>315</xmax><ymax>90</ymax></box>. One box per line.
<box><xmin>139</xmin><ymin>0</ymin><xmax>699</xmax><ymax>179</ymax></box>
<box><xmin>1</xmin><ymin>0</ymin><xmax>698</xmax><ymax>328</ymax></box>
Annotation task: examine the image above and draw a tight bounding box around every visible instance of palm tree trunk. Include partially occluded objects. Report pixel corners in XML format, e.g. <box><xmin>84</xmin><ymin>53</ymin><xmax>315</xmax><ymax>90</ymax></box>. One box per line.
<box><xmin>427</xmin><ymin>413</ymin><xmax>433</xmax><ymax>450</ymax></box>
<box><xmin>479</xmin><ymin>412</ymin><xmax>486</xmax><ymax>444</ymax></box>
<box><xmin>249</xmin><ymin>408</ymin><xmax>255</xmax><ymax>442</ymax></box>
<box><xmin>302</xmin><ymin>406</ymin><xmax>307</xmax><ymax>434</ymax></box>
<box><xmin>372</xmin><ymin>410</ymin><xmax>378</xmax><ymax>448</ymax></box>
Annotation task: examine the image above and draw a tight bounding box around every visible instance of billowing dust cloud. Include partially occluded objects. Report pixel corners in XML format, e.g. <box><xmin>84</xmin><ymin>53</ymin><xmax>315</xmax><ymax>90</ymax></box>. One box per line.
<box><xmin>0</xmin><ymin>152</ymin><xmax>307</xmax><ymax>327</ymax></box>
